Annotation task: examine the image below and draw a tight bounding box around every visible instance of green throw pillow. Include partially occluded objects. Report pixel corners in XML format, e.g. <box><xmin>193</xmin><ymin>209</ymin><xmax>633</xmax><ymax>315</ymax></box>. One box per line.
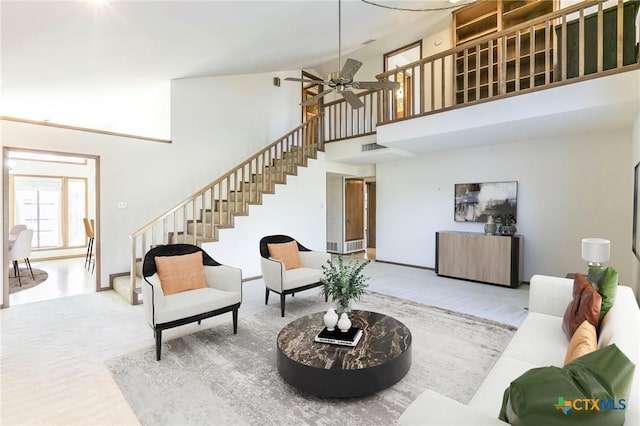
<box><xmin>499</xmin><ymin>344</ymin><xmax>635</xmax><ymax>426</ymax></box>
<box><xmin>587</xmin><ymin>266</ymin><xmax>618</xmax><ymax>324</ymax></box>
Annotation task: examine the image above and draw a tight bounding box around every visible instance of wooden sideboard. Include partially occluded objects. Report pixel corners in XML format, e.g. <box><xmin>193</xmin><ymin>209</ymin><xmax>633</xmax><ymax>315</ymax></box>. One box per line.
<box><xmin>435</xmin><ymin>231</ymin><xmax>523</xmax><ymax>288</ymax></box>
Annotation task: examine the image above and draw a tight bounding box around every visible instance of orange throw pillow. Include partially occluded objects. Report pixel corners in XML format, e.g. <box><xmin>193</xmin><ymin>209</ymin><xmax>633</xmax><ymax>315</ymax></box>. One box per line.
<box><xmin>267</xmin><ymin>241</ymin><xmax>302</xmax><ymax>270</ymax></box>
<box><xmin>562</xmin><ymin>273</ymin><xmax>601</xmax><ymax>340</ymax></box>
<box><xmin>155</xmin><ymin>251</ymin><xmax>208</xmax><ymax>295</ymax></box>
<box><xmin>564</xmin><ymin>320</ymin><xmax>598</xmax><ymax>365</ymax></box>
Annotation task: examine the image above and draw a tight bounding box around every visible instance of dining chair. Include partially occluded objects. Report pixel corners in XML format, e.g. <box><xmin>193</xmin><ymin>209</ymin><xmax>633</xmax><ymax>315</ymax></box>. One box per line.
<box><xmin>9</xmin><ymin>224</ymin><xmax>27</xmax><ymax>237</ymax></box>
<box><xmin>83</xmin><ymin>218</ymin><xmax>95</xmax><ymax>273</ymax></box>
<box><xmin>8</xmin><ymin>228</ymin><xmax>34</xmax><ymax>286</ymax></box>
<box><xmin>8</xmin><ymin>224</ymin><xmax>27</xmax><ymax>250</ymax></box>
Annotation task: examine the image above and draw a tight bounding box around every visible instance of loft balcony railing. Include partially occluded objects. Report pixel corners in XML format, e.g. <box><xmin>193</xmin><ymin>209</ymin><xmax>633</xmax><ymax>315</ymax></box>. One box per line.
<box><xmin>377</xmin><ymin>0</ymin><xmax>639</xmax><ymax>124</ymax></box>
<box><xmin>322</xmin><ymin>89</ymin><xmax>378</xmax><ymax>142</ymax></box>
<box><xmin>322</xmin><ymin>0</ymin><xmax>639</xmax><ymax>141</ymax></box>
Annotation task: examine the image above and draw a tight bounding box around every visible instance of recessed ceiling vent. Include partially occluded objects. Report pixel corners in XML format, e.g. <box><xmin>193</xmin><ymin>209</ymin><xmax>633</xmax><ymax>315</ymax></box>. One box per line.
<box><xmin>362</xmin><ymin>143</ymin><xmax>387</xmax><ymax>152</ymax></box>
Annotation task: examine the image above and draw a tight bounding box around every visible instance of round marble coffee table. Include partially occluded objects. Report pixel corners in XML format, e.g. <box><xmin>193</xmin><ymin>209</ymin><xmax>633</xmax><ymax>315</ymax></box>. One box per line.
<box><xmin>276</xmin><ymin>310</ymin><xmax>412</xmax><ymax>398</ymax></box>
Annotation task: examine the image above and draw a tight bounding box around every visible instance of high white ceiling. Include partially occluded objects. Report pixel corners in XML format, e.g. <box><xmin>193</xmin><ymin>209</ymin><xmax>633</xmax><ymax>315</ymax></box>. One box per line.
<box><xmin>0</xmin><ymin>0</ymin><xmax>457</xmax><ymax>134</ymax></box>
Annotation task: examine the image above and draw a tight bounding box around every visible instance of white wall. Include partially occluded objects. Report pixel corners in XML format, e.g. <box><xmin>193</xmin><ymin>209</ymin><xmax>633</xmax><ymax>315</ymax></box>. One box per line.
<box><xmin>376</xmin><ymin>129</ymin><xmax>634</xmax><ymax>285</ymax></box>
<box><xmin>171</xmin><ymin>71</ymin><xmax>302</xmax><ymax>175</ymax></box>
<box><xmin>326</xmin><ymin>173</ymin><xmax>345</xmax><ymax>253</ymax></box>
<box><xmin>203</xmin><ymin>154</ymin><xmax>358</xmax><ymax>278</ymax></box>
<box><xmin>1</xmin><ymin>70</ymin><xmax>304</xmax><ymax>302</ymax></box>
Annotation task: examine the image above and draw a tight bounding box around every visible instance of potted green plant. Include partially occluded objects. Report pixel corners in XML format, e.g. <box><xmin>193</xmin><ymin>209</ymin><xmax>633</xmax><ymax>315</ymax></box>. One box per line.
<box><xmin>321</xmin><ymin>255</ymin><xmax>370</xmax><ymax>316</ymax></box>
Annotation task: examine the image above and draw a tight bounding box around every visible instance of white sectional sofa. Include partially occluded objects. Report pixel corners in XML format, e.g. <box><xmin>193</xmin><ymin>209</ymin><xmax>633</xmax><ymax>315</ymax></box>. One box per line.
<box><xmin>399</xmin><ymin>274</ymin><xmax>640</xmax><ymax>425</ymax></box>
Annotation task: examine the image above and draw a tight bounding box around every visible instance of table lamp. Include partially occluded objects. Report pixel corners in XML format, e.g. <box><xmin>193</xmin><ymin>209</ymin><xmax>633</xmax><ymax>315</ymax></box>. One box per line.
<box><xmin>581</xmin><ymin>238</ymin><xmax>610</xmax><ymax>269</ymax></box>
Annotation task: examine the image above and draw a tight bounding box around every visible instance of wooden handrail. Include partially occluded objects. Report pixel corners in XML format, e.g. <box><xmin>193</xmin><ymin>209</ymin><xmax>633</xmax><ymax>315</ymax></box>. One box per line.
<box><xmin>131</xmin><ymin>115</ymin><xmax>322</xmax><ymax>238</ymax></box>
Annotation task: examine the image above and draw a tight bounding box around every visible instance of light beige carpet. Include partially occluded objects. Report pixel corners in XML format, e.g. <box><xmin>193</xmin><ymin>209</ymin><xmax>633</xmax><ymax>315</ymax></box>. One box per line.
<box><xmin>106</xmin><ymin>291</ymin><xmax>516</xmax><ymax>426</ymax></box>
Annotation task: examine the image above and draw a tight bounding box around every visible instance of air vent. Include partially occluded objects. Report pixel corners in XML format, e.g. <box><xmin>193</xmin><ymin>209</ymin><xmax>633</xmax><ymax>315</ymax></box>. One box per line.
<box><xmin>362</xmin><ymin>143</ymin><xmax>387</xmax><ymax>152</ymax></box>
<box><xmin>327</xmin><ymin>241</ymin><xmax>339</xmax><ymax>252</ymax></box>
<box><xmin>344</xmin><ymin>239</ymin><xmax>365</xmax><ymax>253</ymax></box>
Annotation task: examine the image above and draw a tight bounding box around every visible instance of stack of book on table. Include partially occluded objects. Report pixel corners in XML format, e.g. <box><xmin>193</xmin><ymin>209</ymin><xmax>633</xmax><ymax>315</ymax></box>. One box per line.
<box><xmin>314</xmin><ymin>327</ymin><xmax>362</xmax><ymax>347</ymax></box>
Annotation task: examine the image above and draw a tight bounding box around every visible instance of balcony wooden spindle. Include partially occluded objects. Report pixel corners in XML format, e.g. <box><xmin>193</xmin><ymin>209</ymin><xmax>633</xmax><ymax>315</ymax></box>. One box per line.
<box><xmin>597</xmin><ymin>2</ymin><xmax>603</xmax><ymax>72</ymax></box>
<box><xmin>441</xmin><ymin>57</ymin><xmax>446</xmax><ymax>109</ymax></box>
<box><xmin>616</xmin><ymin>0</ymin><xmax>623</xmax><ymax>67</ymax></box>
<box><xmin>430</xmin><ymin>61</ymin><xmax>435</xmax><ymax>111</ymax></box>
<box><xmin>579</xmin><ymin>9</ymin><xmax>585</xmax><ymax>77</ymax></box>
<box><xmin>463</xmin><ymin>49</ymin><xmax>469</xmax><ymax>103</ymax></box>
<box><xmin>515</xmin><ymin>30</ymin><xmax>521</xmax><ymax>91</ymax></box>
<box><xmin>475</xmin><ymin>44</ymin><xmax>480</xmax><ymax>101</ymax></box>
<box><xmin>488</xmin><ymin>40</ymin><xmax>494</xmax><ymax>97</ymax></box>
<box><xmin>545</xmin><ymin>20</ymin><xmax>551</xmax><ymax>84</ymax></box>
<box><xmin>561</xmin><ymin>14</ymin><xmax>567</xmax><ymax>80</ymax></box>
<box><xmin>530</xmin><ymin>25</ymin><xmax>535</xmax><ymax>88</ymax></box>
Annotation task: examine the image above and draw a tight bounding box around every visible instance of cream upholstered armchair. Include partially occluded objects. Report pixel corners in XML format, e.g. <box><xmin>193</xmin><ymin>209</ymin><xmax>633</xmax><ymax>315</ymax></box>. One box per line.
<box><xmin>142</xmin><ymin>244</ymin><xmax>242</xmax><ymax>361</ymax></box>
<box><xmin>260</xmin><ymin>235</ymin><xmax>330</xmax><ymax>317</ymax></box>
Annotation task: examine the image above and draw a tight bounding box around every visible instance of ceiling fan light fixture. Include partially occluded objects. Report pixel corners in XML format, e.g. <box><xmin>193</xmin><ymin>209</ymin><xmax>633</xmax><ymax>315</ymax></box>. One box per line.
<box><xmin>286</xmin><ymin>0</ymin><xmax>399</xmax><ymax>109</ymax></box>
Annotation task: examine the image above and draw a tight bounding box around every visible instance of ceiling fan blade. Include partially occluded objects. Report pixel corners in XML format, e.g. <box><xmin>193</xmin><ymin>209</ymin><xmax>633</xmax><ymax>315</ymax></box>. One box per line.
<box><xmin>285</xmin><ymin>77</ymin><xmax>327</xmax><ymax>84</ymax></box>
<box><xmin>340</xmin><ymin>58</ymin><xmax>362</xmax><ymax>81</ymax></box>
<box><xmin>352</xmin><ymin>81</ymin><xmax>400</xmax><ymax>90</ymax></box>
<box><xmin>341</xmin><ymin>90</ymin><xmax>364</xmax><ymax>109</ymax></box>
<box><xmin>300</xmin><ymin>89</ymin><xmax>334</xmax><ymax>106</ymax></box>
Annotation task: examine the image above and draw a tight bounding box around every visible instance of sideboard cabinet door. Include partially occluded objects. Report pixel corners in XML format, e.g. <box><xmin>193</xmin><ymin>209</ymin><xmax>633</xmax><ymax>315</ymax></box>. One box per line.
<box><xmin>435</xmin><ymin>231</ymin><xmax>522</xmax><ymax>287</ymax></box>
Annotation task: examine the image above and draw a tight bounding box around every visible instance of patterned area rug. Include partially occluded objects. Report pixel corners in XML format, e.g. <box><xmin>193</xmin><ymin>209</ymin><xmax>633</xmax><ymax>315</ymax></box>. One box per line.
<box><xmin>8</xmin><ymin>268</ymin><xmax>48</xmax><ymax>293</ymax></box>
<box><xmin>106</xmin><ymin>291</ymin><xmax>516</xmax><ymax>426</ymax></box>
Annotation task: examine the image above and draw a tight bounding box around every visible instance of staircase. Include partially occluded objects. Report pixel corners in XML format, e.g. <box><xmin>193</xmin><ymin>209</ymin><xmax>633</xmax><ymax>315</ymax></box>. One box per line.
<box><xmin>113</xmin><ymin>116</ymin><xmax>323</xmax><ymax>304</ymax></box>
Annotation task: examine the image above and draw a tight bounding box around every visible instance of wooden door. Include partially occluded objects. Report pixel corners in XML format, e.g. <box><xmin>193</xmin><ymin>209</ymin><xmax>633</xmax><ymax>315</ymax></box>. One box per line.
<box><xmin>367</xmin><ymin>182</ymin><xmax>376</xmax><ymax>248</ymax></box>
<box><xmin>302</xmin><ymin>71</ymin><xmax>323</xmax><ymax>122</ymax></box>
<box><xmin>345</xmin><ymin>179</ymin><xmax>364</xmax><ymax>241</ymax></box>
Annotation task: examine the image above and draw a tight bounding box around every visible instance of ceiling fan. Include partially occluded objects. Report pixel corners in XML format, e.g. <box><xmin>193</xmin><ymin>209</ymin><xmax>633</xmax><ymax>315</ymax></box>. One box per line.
<box><xmin>285</xmin><ymin>0</ymin><xmax>399</xmax><ymax>109</ymax></box>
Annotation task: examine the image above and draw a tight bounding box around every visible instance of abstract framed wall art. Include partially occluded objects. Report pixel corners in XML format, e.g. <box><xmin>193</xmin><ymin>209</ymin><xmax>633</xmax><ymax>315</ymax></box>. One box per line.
<box><xmin>454</xmin><ymin>181</ymin><xmax>517</xmax><ymax>222</ymax></box>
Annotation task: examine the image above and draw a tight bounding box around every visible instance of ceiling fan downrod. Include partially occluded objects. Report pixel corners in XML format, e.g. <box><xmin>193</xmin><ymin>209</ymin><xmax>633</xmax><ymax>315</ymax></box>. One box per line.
<box><xmin>338</xmin><ymin>0</ymin><xmax>342</xmax><ymax>76</ymax></box>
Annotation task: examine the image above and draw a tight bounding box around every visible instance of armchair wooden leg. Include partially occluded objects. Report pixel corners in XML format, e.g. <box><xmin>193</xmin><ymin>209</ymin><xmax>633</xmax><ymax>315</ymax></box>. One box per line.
<box><xmin>232</xmin><ymin>309</ymin><xmax>238</xmax><ymax>334</ymax></box>
<box><xmin>265</xmin><ymin>288</ymin><xmax>270</xmax><ymax>305</ymax></box>
<box><xmin>280</xmin><ymin>293</ymin><xmax>286</xmax><ymax>317</ymax></box>
<box><xmin>155</xmin><ymin>329</ymin><xmax>162</xmax><ymax>361</ymax></box>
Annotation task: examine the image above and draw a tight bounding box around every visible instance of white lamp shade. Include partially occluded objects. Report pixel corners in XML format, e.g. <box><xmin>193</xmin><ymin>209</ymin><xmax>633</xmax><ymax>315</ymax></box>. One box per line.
<box><xmin>581</xmin><ymin>238</ymin><xmax>610</xmax><ymax>263</ymax></box>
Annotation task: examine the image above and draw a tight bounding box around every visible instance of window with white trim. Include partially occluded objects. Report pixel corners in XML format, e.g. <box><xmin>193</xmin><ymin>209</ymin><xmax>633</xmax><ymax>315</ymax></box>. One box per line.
<box><xmin>12</xmin><ymin>176</ymin><xmax>87</xmax><ymax>249</ymax></box>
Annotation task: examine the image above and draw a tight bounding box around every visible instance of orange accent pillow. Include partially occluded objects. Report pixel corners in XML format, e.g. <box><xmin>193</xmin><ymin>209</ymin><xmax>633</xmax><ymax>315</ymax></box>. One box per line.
<box><xmin>564</xmin><ymin>320</ymin><xmax>598</xmax><ymax>365</ymax></box>
<box><xmin>155</xmin><ymin>251</ymin><xmax>208</xmax><ymax>295</ymax></box>
<box><xmin>562</xmin><ymin>273</ymin><xmax>601</xmax><ymax>340</ymax></box>
<box><xmin>267</xmin><ymin>241</ymin><xmax>302</xmax><ymax>270</ymax></box>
